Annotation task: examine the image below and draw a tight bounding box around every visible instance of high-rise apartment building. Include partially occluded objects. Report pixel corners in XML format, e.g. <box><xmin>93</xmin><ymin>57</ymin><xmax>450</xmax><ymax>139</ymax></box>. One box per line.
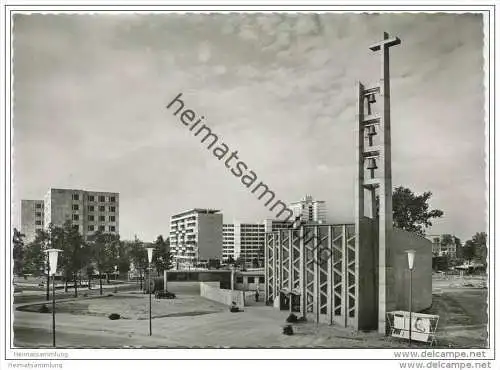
<box><xmin>21</xmin><ymin>188</ymin><xmax>119</xmax><ymax>241</ymax></box>
<box><xmin>223</xmin><ymin>222</ymin><xmax>266</xmax><ymax>264</ymax></box>
<box><xmin>289</xmin><ymin>195</ymin><xmax>327</xmax><ymax>223</ymax></box>
<box><xmin>223</xmin><ymin>223</ymin><xmax>239</xmax><ymax>261</ymax></box>
<box><xmin>169</xmin><ymin>209</ymin><xmax>223</xmax><ymax>265</ymax></box>
<box><xmin>45</xmin><ymin>188</ymin><xmax>119</xmax><ymax>239</ymax></box>
<box><xmin>21</xmin><ymin>200</ymin><xmax>45</xmax><ymax>242</ymax></box>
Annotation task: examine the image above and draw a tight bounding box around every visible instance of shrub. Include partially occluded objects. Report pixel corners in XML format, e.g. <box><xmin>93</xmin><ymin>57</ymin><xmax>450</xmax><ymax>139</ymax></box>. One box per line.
<box><xmin>283</xmin><ymin>325</ymin><xmax>294</xmax><ymax>335</ymax></box>
<box><xmin>39</xmin><ymin>304</ymin><xmax>50</xmax><ymax>313</ymax></box>
<box><xmin>108</xmin><ymin>313</ymin><xmax>121</xmax><ymax>320</ymax></box>
<box><xmin>286</xmin><ymin>313</ymin><xmax>298</xmax><ymax>323</ymax></box>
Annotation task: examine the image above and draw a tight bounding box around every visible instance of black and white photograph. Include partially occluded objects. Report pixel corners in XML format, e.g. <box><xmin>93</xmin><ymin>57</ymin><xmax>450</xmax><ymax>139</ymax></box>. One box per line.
<box><xmin>1</xmin><ymin>1</ymin><xmax>497</xmax><ymax>369</ymax></box>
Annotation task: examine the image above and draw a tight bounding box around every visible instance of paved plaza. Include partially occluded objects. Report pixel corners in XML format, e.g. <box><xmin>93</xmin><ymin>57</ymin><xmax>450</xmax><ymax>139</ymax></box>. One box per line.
<box><xmin>13</xmin><ymin>279</ymin><xmax>487</xmax><ymax>349</ymax></box>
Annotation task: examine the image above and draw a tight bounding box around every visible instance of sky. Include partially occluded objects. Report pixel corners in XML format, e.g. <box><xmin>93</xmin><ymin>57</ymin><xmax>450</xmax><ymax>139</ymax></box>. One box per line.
<box><xmin>11</xmin><ymin>13</ymin><xmax>487</xmax><ymax>242</ymax></box>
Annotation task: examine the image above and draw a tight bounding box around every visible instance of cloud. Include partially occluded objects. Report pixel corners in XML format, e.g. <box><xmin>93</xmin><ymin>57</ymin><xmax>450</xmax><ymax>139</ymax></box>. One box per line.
<box><xmin>12</xmin><ymin>13</ymin><xmax>486</xmax><ymax>241</ymax></box>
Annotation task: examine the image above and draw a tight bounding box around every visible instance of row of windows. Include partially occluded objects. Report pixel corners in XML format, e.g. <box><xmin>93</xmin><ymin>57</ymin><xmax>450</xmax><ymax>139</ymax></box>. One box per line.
<box><xmin>35</xmin><ymin>212</ymin><xmax>43</xmax><ymax>217</ymax></box>
<box><xmin>72</xmin><ymin>204</ymin><xmax>116</xmax><ymax>212</ymax></box>
<box><xmin>73</xmin><ymin>214</ymin><xmax>116</xmax><ymax>222</ymax></box>
<box><xmin>87</xmin><ymin>225</ymin><xmax>116</xmax><ymax>232</ymax></box>
<box><xmin>72</xmin><ymin>194</ymin><xmax>117</xmax><ymax>202</ymax></box>
<box><xmin>35</xmin><ymin>203</ymin><xmax>43</xmax><ymax>209</ymax></box>
<box><xmin>235</xmin><ymin>276</ymin><xmax>265</xmax><ymax>284</ymax></box>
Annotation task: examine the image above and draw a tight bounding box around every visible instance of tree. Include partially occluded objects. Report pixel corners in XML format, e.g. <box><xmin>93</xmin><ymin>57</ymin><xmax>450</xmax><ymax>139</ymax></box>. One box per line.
<box><xmin>227</xmin><ymin>255</ymin><xmax>235</xmax><ymax>265</ymax></box>
<box><xmin>23</xmin><ymin>229</ymin><xmax>49</xmax><ymax>277</ymax></box>
<box><xmin>88</xmin><ymin>230</ymin><xmax>119</xmax><ymax>295</ymax></box>
<box><xmin>129</xmin><ymin>236</ymin><xmax>147</xmax><ymax>290</ymax></box>
<box><xmin>454</xmin><ymin>236</ymin><xmax>463</xmax><ymax>260</ymax></box>
<box><xmin>86</xmin><ymin>265</ymin><xmax>94</xmax><ymax>290</ymax></box>
<box><xmin>152</xmin><ymin>235</ymin><xmax>172</xmax><ymax>275</ymax></box>
<box><xmin>234</xmin><ymin>257</ymin><xmax>243</xmax><ymax>268</ymax></box>
<box><xmin>59</xmin><ymin>221</ymin><xmax>87</xmax><ymax>298</ymax></box>
<box><xmin>117</xmin><ymin>241</ymin><xmax>131</xmax><ymax>278</ymax></box>
<box><xmin>389</xmin><ymin>186</ymin><xmax>444</xmax><ymax>235</ymax></box>
<box><xmin>463</xmin><ymin>232</ymin><xmax>487</xmax><ymax>265</ymax></box>
<box><xmin>441</xmin><ymin>234</ymin><xmax>454</xmax><ymax>246</ymax></box>
<box><xmin>13</xmin><ymin>228</ymin><xmax>25</xmax><ymax>276</ymax></box>
<box><xmin>472</xmin><ymin>232</ymin><xmax>487</xmax><ymax>265</ymax></box>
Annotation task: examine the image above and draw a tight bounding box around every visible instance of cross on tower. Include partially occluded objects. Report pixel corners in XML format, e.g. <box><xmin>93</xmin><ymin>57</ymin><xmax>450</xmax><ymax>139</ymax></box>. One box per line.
<box><xmin>355</xmin><ymin>31</ymin><xmax>401</xmax><ymax>333</ymax></box>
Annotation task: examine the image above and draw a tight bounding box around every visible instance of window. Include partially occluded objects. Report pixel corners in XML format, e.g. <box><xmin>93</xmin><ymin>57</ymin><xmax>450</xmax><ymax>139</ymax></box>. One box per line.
<box><xmin>72</xmin><ymin>204</ymin><xmax>79</xmax><ymax>211</ymax></box>
<box><xmin>88</xmin><ymin>225</ymin><xmax>94</xmax><ymax>231</ymax></box>
<box><xmin>88</xmin><ymin>195</ymin><xmax>95</xmax><ymax>202</ymax></box>
<box><xmin>88</xmin><ymin>205</ymin><xmax>94</xmax><ymax>212</ymax></box>
<box><xmin>72</xmin><ymin>214</ymin><xmax>79</xmax><ymax>221</ymax></box>
<box><xmin>99</xmin><ymin>215</ymin><xmax>105</xmax><ymax>222</ymax></box>
<box><xmin>35</xmin><ymin>220</ymin><xmax>42</xmax><ymax>225</ymax></box>
<box><xmin>98</xmin><ymin>225</ymin><xmax>105</xmax><ymax>232</ymax></box>
<box><xmin>35</xmin><ymin>203</ymin><xmax>42</xmax><ymax>209</ymax></box>
<box><xmin>109</xmin><ymin>206</ymin><xmax>116</xmax><ymax>212</ymax></box>
<box><xmin>259</xmin><ymin>277</ymin><xmax>265</xmax><ymax>284</ymax></box>
<box><xmin>248</xmin><ymin>277</ymin><xmax>255</xmax><ymax>283</ymax></box>
<box><xmin>35</xmin><ymin>212</ymin><xmax>42</xmax><ymax>217</ymax></box>
<box><xmin>88</xmin><ymin>215</ymin><xmax>94</xmax><ymax>221</ymax></box>
<box><xmin>72</xmin><ymin>194</ymin><xmax>79</xmax><ymax>201</ymax></box>
<box><xmin>109</xmin><ymin>225</ymin><xmax>116</xmax><ymax>232</ymax></box>
<box><xmin>99</xmin><ymin>206</ymin><xmax>105</xmax><ymax>212</ymax></box>
<box><xmin>109</xmin><ymin>215</ymin><xmax>115</xmax><ymax>222</ymax></box>
<box><xmin>99</xmin><ymin>196</ymin><xmax>105</xmax><ymax>202</ymax></box>
<box><xmin>109</xmin><ymin>196</ymin><xmax>116</xmax><ymax>202</ymax></box>
<box><xmin>236</xmin><ymin>276</ymin><xmax>243</xmax><ymax>284</ymax></box>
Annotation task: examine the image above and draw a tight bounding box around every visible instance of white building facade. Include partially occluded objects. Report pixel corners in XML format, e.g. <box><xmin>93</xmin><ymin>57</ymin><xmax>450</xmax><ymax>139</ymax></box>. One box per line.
<box><xmin>289</xmin><ymin>195</ymin><xmax>327</xmax><ymax>223</ymax></box>
<box><xmin>222</xmin><ymin>222</ymin><xmax>265</xmax><ymax>265</ymax></box>
<box><xmin>224</xmin><ymin>220</ymin><xmax>298</xmax><ymax>265</ymax></box>
<box><xmin>170</xmin><ymin>209</ymin><xmax>223</xmax><ymax>266</ymax></box>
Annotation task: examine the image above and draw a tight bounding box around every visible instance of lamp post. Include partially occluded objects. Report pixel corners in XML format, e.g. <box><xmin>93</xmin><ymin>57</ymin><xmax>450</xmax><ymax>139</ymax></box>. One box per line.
<box><xmin>146</xmin><ymin>246</ymin><xmax>154</xmax><ymax>336</ymax></box>
<box><xmin>45</xmin><ymin>248</ymin><xmax>61</xmax><ymax>348</ymax></box>
<box><xmin>230</xmin><ymin>265</ymin><xmax>235</xmax><ymax>291</ymax></box>
<box><xmin>406</xmin><ymin>249</ymin><xmax>416</xmax><ymax>347</ymax></box>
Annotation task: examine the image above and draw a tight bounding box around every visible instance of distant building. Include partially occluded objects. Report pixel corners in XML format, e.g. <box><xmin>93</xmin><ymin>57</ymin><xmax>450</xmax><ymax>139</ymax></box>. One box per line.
<box><xmin>169</xmin><ymin>209</ymin><xmax>223</xmax><ymax>266</ymax></box>
<box><xmin>21</xmin><ymin>199</ymin><xmax>45</xmax><ymax>242</ymax></box>
<box><xmin>22</xmin><ymin>188</ymin><xmax>119</xmax><ymax>241</ymax></box>
<box><xmin>289</xmin><ymin>195</ymin><xmax>327</xmax><ymax>223</ymax></box>
<box><xmin>45</xmin><ymin>188</ymin><xmax>119</xmax><ymax>239</ymax></box>
<box><xmin>234</xmin><ymin>269</ymin><xmax>265</xmax><ymax>292</ymax></box>
<box><xmin>263</xmin><ymin>219</ymin><xmax>294</xmax><ymax>233</ymax></box>
<box><xmin>223</xmin><ymin>223</ymin><xmax>238</xmax><ymax>261</ymax></box>
<box><xmin>223</xmin><ymin>222</ymin><xmax>266</xmax><ymax>265</ymax></box>
<box><xmin>427</xmin><ymin>234</ymin><xmax>457</xmax><ymax>259</ymax></box>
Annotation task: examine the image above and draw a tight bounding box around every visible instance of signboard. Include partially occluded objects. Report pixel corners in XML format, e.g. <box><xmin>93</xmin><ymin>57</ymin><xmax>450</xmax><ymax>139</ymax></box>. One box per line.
<box><xmin>388</xmin><ymin>311</ymin><xmax>439</xmax><ymax>343</ymax></box>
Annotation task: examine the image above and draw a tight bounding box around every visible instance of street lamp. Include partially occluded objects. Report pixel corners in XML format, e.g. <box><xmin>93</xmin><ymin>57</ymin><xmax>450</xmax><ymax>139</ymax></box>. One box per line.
<box><xmin>146</xmin><ymin>246</ymin><xmax>154</xmax><ymax>336</ymax></box>
<box><xmin>406</xmin><ymin>249</ymin><xmax>416</xmax><ymax>347</ymax></box>
<box><xmin>230</xmin><ymin>265</ymin><xmax>235</xmax><ymax>291</ymax></box>
<box><xmin>46</xmin><ymin>248</ymin><xmax>62</xmax><ymax>348</ymax></box>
